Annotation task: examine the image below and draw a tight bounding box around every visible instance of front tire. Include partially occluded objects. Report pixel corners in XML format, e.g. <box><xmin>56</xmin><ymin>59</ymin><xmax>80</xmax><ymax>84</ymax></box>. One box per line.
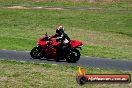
<box><xmin>66</xmin><ymin>49</ymin><xmax>80</xmax><ymax>63</ymax></box>
<box><xmin>30</xmin><ymin>46</ymin><xmax>43</xmax><ymax>59</ymax></box>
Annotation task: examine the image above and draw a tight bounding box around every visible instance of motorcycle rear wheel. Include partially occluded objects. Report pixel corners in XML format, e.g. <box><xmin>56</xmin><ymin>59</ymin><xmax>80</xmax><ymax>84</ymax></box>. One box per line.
<box><xmin>30</xmin><ymin>46</ymin><xmax>43</xmax><ymax>59</ymax></box>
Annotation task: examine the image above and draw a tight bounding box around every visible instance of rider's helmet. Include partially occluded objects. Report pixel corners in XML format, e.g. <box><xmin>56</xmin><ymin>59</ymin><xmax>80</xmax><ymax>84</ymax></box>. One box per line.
<box><xmin>56</xmin><ymin>25</ymin><xmax>64</xmax><ymax>34</ymax></box>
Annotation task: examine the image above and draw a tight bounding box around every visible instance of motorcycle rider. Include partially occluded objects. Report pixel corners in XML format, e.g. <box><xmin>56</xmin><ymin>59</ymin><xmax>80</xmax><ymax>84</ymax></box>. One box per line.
<box><xmin>51</xmin><ymin>26</ymin><xmax>70</xmax><ymax>60</ymax></box>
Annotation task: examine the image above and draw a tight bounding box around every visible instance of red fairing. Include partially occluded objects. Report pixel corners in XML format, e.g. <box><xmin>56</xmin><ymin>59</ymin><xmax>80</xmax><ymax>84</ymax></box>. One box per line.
<box><xmin>37</xmin><ymin>36</ymin><xmax>60</xmax><ymax>58</ymax></box>
<box><xmin>50</xmin><ymin>38</ymin><xmax>61</xmax><ymax>46</ymax></box>
<box><xmin>70</xmin><ymin>40</ymin><xmax>83</xmax><ymax>48</ymax></box>
<box><xmin>37</xmin><ymin>36</ymin><xmax>48</xmax><ymax>46</ymax></box>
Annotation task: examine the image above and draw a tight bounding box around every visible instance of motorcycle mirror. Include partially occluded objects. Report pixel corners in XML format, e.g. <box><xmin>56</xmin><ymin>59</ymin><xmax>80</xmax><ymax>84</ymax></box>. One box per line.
<box><xmin>45</xmin><ymin>32</ymin><xmax>48</xmax><ymax>36</ymax></box>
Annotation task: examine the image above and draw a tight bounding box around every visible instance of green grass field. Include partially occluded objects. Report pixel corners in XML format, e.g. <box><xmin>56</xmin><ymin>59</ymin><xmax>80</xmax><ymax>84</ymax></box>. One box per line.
<box><xmin>0</xmin><ymin>60</ymin><xmax>131</xmax><ymax>88</ymax></box>
<box><xmin>0</xmin><ymin>1</ymin><xmax>132</xmax><ymax>87</ymax></box>
<box><xmin>0</xmin><ymin>0</ymin><xmax>132</xmax><ymax>10</ymax></box>
<box><xmin>0</xmin><ymin>7</ymin><xmax>132</xmax><ymax>59</ymax></box>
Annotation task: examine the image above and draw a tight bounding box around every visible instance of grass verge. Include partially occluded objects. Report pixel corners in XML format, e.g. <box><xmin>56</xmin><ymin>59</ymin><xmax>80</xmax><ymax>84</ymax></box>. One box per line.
<box><xmin>0</xmin><ymin>59</ymin><xmax>132</xmax><ymax>88</ymax></box>
<box><xmin>0</xmin><ymin>0</ymin><xmax>131</xmax><ymax>10</ymax></box>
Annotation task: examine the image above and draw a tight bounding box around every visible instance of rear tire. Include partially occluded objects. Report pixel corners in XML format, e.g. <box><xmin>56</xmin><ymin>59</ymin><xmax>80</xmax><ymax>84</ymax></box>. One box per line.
<box><xmin>30</xmin><ymin>46</ymin><xmax>43</xmax><ymax>59</ymax></box>
<box><xmin>66</xmin><ymin>49</ymin><xmax>80</xmax><ymax>63</ymax></box>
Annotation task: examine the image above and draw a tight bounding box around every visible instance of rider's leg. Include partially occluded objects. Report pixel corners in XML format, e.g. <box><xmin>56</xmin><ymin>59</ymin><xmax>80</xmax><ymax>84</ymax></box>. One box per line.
<box><xmin>56</xmin><ymin>43</ymin><xmax>62</xmax><ymax>59</ymax></box>
<box><xmin>62</xmin><ymin>45</ymin><xmax>66</xmax><ymax>57</ymax></box>
<box><xmin>62</xmin><ymin>43</ymin><xmax>70</xmax><ymax>58</ymax></box>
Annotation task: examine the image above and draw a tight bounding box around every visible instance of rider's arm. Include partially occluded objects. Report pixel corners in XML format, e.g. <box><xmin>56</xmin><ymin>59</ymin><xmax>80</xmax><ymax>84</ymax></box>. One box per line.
<box><xmin>51</xmin><ymin>33</ymin><xmax>59</xmax><ymax>38</ymax></box>
<box><xmin>63</xmin><ymin>33</ymin><xmax>70</xmax><ymax>41</ymax></box>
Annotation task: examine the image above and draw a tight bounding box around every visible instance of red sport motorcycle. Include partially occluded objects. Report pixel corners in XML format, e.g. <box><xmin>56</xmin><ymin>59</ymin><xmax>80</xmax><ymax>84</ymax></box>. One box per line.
<box><xmin>30</xmin><ymin>32</ymin><xmax>83</xmax><ymax>63</ymax></box>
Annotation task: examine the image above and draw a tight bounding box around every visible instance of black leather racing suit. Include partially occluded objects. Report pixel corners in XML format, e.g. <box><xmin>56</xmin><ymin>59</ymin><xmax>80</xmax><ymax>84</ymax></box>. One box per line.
<box><xmin>51</xmin><ymin>32</ymin><xmax>70</xmax><ymax>59</ymax></box>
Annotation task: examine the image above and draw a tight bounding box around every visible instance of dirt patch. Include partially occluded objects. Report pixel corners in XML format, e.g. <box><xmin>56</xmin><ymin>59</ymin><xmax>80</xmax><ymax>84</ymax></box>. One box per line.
<box><xmin>130</xmin><ymin>4</ymin><xmax>132</xmax><ymax>7</ymax></box>
<box><xmin>0</xmin><ymin>77</ymin><xmax>8</xmax><ymax>81</ymax></box>
<box><xmin>5</xmin><ymin>6</ymin><xmax>64</xmax><ymax>10</ymax></box>
<box><xmin>6</xmin><ymin>6</ymin><xmax>29</xmax><ymax>9</ymax></box>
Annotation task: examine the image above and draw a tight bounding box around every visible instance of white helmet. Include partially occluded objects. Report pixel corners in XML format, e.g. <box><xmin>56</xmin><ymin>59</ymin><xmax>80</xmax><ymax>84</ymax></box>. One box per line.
<box><xmin>56</xmin><ymin>25</ymin><xmax>64</xmax><ymax>34</ymax></box>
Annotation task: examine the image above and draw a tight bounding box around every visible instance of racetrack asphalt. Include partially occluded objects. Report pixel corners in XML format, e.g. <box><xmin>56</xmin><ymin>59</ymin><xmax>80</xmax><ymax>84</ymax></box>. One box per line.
<box><xmin>0</xmin><ymin>50</ymin><xmax>132</xmax><ymax>71</ymax></box>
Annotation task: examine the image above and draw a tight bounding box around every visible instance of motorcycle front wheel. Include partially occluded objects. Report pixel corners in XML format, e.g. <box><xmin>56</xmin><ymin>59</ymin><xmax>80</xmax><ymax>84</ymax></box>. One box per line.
<box><xmin>66</xmin><ymin>49</ymin><xmax>80</xmax><ymax>63</ymax></box>
<box><xmin>30</xmin><ymin>46</ymin><xmax>43</xmax><ymax>59</ymax></box>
